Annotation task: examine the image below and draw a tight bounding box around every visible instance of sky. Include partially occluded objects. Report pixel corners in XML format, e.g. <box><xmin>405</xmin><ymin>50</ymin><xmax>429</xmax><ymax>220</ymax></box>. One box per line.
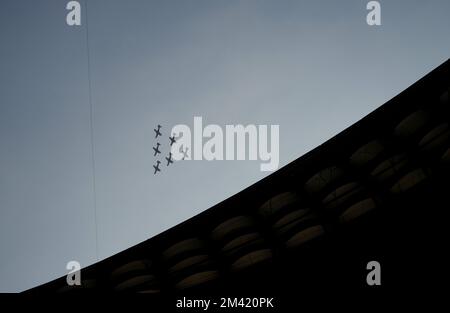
<box><xmin>0</xmin><ymin>0</ymin><xmax>449</xmax><ymax>292</ymax></box>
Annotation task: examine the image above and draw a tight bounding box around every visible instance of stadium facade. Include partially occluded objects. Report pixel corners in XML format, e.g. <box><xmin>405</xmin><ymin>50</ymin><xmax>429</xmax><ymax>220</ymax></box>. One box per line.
<box><xmin>27</xmin><ymin>60</ymin><xmax>450</xmax><ymax>303</ymax></box>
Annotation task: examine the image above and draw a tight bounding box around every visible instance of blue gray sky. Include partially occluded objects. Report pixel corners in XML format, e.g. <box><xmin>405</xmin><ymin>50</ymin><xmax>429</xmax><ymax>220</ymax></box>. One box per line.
<box><xmin>1</xmin><ymin>0</ymin><xmax>449</xmax><ymax>292</ymax></box>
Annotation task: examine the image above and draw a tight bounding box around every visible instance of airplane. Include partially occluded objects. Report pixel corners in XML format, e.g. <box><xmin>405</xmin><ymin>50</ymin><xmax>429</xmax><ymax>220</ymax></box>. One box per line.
<box><xmin>154</xmin><ymin>125</ymin><xmax>162</xmax><ymax>138</ymax></box>
<box><xmin>165</xmin><ymin>153</ymin><xmax>173</xmax><ymax>166</ymax></box>
<box><xmin>181</xmin><ymin>147</ymin><xmax>189</xmax><ymax>160</ymax></box>
<box><xmin>169</xmin><ymin>135</ymin><xmax>176</xmax><ymax>146</ymax></box>
<box><xmin>153</xmin><ymin>143</ymin><xmax>161</xmax><ymax>156</ymax></box>
<box><xmin>153</xmin><ymin>161</ymin><xmax>161</xmax><ymax>174</ymax></box>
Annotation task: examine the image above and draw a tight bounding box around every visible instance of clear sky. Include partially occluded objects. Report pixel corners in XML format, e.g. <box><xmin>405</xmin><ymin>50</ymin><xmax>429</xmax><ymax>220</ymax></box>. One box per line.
<box><xmin>1</xmin><ymin>0</ymin><xmax>449</xmax><ymax>292</ymax></box>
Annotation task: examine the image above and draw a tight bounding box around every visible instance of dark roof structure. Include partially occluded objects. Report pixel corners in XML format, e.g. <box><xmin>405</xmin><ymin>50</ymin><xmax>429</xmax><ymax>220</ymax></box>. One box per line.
<box><xmin>27</xmin><ymin>60</ymin><xmax>450</xmax><ymax>305</ymax></box>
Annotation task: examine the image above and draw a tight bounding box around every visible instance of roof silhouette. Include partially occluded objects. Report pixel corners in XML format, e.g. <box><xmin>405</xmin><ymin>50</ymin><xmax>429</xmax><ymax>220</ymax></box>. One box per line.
<box><xmin>27</xmin><ymin>60</ymin><xmax>450</xmax><ymax>302</ymax></box>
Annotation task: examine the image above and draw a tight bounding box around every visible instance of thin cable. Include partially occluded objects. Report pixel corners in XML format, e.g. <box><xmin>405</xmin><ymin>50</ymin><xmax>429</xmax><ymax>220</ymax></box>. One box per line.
<box><xmin>84</xmin><ymin>0</ymin><xmax>99</xmax><ymax>261</ymax></box>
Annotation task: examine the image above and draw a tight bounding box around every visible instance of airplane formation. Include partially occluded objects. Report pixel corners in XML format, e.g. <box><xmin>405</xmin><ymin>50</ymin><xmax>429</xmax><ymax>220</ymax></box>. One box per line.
<box><xmin>153</xmin><ymin>124</ymin><xmax>177</xmax><ymax>174</ymax></box>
